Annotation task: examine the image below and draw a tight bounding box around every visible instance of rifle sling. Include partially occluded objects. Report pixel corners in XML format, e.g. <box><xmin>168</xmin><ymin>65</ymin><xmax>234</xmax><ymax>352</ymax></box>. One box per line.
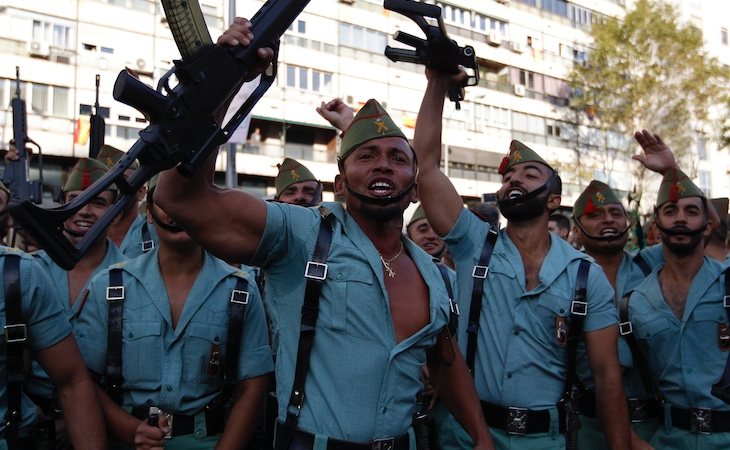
<box><xmin>278</xmin><ymin>212</ymin><xmax>333</xmax><ymax>449</ymax></box>
<box><xmin>466</xmin><ymin>228</ymin><xmax>498</xmax><ymax>374</ymax></box>
<box><xmin>564</xmin><ymin>259</ymin><xmax>590</xmax><ymax>399</ymax></box>
<box><xmin>4</xmin><ymin>254</ymin><xmax>24</xmax><ymax>448</ymax></box>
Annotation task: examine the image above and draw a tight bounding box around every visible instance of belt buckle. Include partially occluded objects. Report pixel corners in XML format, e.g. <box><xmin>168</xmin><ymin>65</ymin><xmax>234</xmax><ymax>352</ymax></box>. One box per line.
<box><xmin>507</xmin><ymin>407</ymin><xmax>528</xmax><ymax>435</ymax></box>
<box><xmin>371</xmin><ymin>437</ymin><xmax>395</xmax><ymax>450</ymax></box>
<box><xmin>689</xmin><ymin>407</ymin><xmax>712</xmax><ymax>434</ymax></box>
<box><xmin>627</xmin><ymin>398</ymin><xmax>648</xmax><ymax>422</ymax></box>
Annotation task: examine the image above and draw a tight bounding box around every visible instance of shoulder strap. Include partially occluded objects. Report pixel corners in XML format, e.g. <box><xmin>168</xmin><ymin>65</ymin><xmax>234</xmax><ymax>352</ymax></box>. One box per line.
<box><xmin>106</xmin><ymin>268</ymin><xmax>125</xmax><ymax>404</ymax></box>
<box><xmin>4</xmin><ymin>254</ymin><xmax>25</xmax><ymax>447</ymax></box>
<box><xmin>618</xmin><ymin>291</ymin><xmax>658</xmax><ymax>399</ymax></box>
<box><xmin>435</xmin><ymin>262</ymin><xmax>459</xmax><ymax>336</ymax></box>
<box><xmin>632</xmin><ymin>252</ymin><xmax>651</xmax><ymax>276</ymax></box>
<box><xmin>563</xmin><ymin>259</ymin><xmax>590</xmax><ymax>399</ymax></box>
<box><xmin>141</xmin><ymin>222</ymin><xmax>154</xmax><ymax>253</ymax></box>
<box><xmin>466</xmin><ymin>228</ymin><xmax>498</xmax><ymax>374</ymax></box>
<box><xmin>279</xmin><ymin>213</ymin><xmax>333</xmax><ymax>446</ymax></box>
<box><xmin>224</xmin><ymin>276</ymin><xmax>250</xmax><ymax>385</ymax></box>
<box><xmin>712</xmin><ymin>268</ymin><xmax>730</xmax><ymax>404</ymax></box>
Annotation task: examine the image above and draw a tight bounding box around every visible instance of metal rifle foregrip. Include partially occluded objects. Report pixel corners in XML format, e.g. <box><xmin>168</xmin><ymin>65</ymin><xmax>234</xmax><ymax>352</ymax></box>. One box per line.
<box><xmin>384</xmin><ymin>46</ymin><xmax>423</xmax><ymax>64</ymax></box>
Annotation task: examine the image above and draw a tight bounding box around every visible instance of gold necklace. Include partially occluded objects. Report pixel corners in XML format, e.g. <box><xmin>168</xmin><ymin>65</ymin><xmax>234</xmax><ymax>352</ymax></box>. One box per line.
<box><xmin>379</xmin><ymin>243</ymin><xmax>404</xmax><ymax>278</ymax></box>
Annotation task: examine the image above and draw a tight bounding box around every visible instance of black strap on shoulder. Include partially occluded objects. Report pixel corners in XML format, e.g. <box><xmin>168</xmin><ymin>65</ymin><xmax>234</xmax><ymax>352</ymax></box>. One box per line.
<box><xmin>435</xmin><ymin>262</ymin><xmax>459</xmax><ymax>336</ymax></box>
<box><xmin>106</xmin><ymin>268</ymin><xmax>125</xmax><ymax>404</ymax></box>
<box><xmin>141</xmin><ymin>222</ymin><xmax>154</xmax><ymax>253</ymax></box>
<box><xmin>618</xmin><ymin>291</ymin><xmax>657</xmax><ymax>399</ymax></box>
<box><xmin>4</xmin><ymin>254</ymin><xmax>25</xmax><ymax>448</ymax></box>
<box><xmin>563</xmin><ymin>259</ymin><xmax>590</xmax><ymax>399</ymax></box>
<box><xmin>465</xmin><ymin>228</ymin><xmax>498</xmax><ymax>374</ymax></box>
<box><xmin>712</xmin><ymin>269</ymin><xmax>730</xmax><ymax>404</ymax></box>
<box><xmin>632</xmin><ymin>253</ymin><xmax>651</xmax><ymax>276</ymax></box>
<box><xmin>278</xmin><ymin>212</ymin><xmax>333</xmax><ymax>448</ymax></box>
<box><xmin>224</xmin><ymin>276</ymin><xmax>250</xmax><ymax>385</ymax></box>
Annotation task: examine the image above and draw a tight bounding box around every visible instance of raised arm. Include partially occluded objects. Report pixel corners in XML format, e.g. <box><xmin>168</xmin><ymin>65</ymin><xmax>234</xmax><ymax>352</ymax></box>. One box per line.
<box><xmin>632</xmin><ymin>130</ymin><xmax>676</xmax><ymax>175</ymax></box>
<box><xmin>316</xmin><ymin>98</ymin><xmax>354</xmax><ymax>132</ymax></box>
<box><xmin>412</xmin><ymin>69</ymin><xmax>469</xmax><ymax>237</ymax></box>
<box><xmin>155</xmin><ymin>19</ymin><xmax>272</xmax><ymax>264</ymax></box>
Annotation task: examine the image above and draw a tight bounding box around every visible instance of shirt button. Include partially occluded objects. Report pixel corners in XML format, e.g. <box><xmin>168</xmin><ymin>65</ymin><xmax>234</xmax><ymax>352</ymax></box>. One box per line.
<box><xmin>507</xmin><ymin>373</ymin><xmax>512</xmax><ymax>379</ymax></box>
<box><xmin>513</xmin><ymin>329</ymin><xmax>520</xmax><ymax>336</ymax></box>
<box><xmin>382</xmin><ymin>407</ymin><xmax>387</xmax><ymax>413</ymax></box>
<box><xmin>686</xmin><ymin>368</ymin><xmax>693</xmax><ymax>374</ymax></box>
<box><xmin>128</xmin><ymin>332</ymin><xmax>134</xmax><ymax>338</ymax></box>
<box><xmin>194</xmin><ymin>429</ymin><xmax>204</xmax><ymax>438</ymax></box>
<box><xmin>166</xmin><ymin>385</ymin><xmax>173</xmax><ymax>392</ymax></box>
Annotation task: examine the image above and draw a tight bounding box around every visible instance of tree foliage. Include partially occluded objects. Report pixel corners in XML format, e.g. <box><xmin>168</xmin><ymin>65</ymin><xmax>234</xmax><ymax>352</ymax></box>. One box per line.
<box><xmin>568</xmin><ymin>0</ymin><xmax>728</xmax><ymax>208</ymax></box>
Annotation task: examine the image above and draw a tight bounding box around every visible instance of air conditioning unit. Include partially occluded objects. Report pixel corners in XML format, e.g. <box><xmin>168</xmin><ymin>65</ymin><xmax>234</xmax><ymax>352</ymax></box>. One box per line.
<box><xmin>136</xmin><ymin>58</ymin><xmax>149</xmax><ymax>70</ymax></box>
<box><xmin>514</xmin><ymin>84</ymin><xmax>526</xmax><ymax>96</ymax></box>
<box><xmin>28</xmin><ymin>41</ymin><xmax>50</xmax><ymax>57</ymax></box>
<box><xmin>496</xmin><ymin>0</ymin><xmax>510</xmax><ymax>4</ymax></box>
<box><xmin>511</xmin><ymin>41</ymin><xmax>524</xmax><ymax>53</ymax></box>
<box><xmin>487</xmin><ymin>31</ymin><xmax>501</xmax><ymax>46</ymax></box>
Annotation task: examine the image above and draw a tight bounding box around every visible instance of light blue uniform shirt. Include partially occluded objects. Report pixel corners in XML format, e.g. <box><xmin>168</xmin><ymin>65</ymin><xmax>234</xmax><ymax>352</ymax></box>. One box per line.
<box><xmin>628</xmin><ymin>257</ymin><xmax>729</xmax><ymax>410</ymax></box>
<box><xmin>118</xmin><ymin>215</ymin><xmax>158</xmax><ymax>259</ymax></box>
<box><xmin>0</xmin><ymin>248</ymin><xmax>72</xmax><ymax>446</ymax></box>
<box><xmin>252</xmin><ymin>202</ymin><xmax>452</xmax><ymax>442</ymax></box>
<box><xmin>443</xmin><ymin>208</ymin><xmax>617</xmax><ymax>408</ymax></box>
<box><xmin>73</xmin><ymin>249</ymin><xmax>273</xmax><ymax>415</ymax></box>
<box><xmin>26</xmin><ymin>241</ymin><xmax>127</xmax><ymax>400</ymax></box>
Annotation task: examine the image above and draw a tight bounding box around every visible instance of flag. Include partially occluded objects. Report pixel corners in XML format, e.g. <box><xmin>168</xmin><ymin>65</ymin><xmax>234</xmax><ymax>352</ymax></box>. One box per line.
<box><xmin>74</xmin><ymin>117</ymin><xmax>91</xmax><ymax>145</ymax></box>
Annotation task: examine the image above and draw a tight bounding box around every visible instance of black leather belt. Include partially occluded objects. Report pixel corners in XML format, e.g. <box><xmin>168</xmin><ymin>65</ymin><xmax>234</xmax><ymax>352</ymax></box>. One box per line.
<box><xmin>575</xmin><ymin>391</ymin><xmax>660</xmax><ymax>422</ymax></box>
<box><xmin>279</xmin><ymin>427</ymin><xmax>409</xmax><ymax>450</ymax></box>
<box><xmin>131</xmin><ymin>406</ymin><xmax>225</xmax><ymax>436</ymax></box>
<box><xmin>481</xmin><ymin>401</ymin><xmax>565</xmax><ymax>435</ymax></box>
<box><xmin>667</xmin><ymin>406</ymin><xmax>730</xmax><ymax>434</ymax></box>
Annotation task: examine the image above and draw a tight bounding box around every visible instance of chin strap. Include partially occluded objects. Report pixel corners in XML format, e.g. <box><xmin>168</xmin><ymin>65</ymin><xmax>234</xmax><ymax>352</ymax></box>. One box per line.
<box><xmin>654</xmin><ymin>222</ymin><xmax>707</xmax><ymax>237</ymax></box>
<box><xmin>496</xmin><ymin>181</ymin><xmax>548</xmax><ymax>209</ymax></box>
<box><xmin>573</xmin><ymin>218</ymin><xmax>631</xmax><ymax>242</ymax></box>
<box><xmin>343</xmin><ymin>178</ymin><xmax>416</xmax><ymax>207</ymax></box>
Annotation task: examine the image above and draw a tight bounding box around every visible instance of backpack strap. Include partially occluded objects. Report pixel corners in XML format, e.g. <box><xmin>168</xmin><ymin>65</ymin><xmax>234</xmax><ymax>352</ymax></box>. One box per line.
<box><xmin>106</xmin><ymin>268</ymin><xmax>125</xmax><ymax>404</ymax></box>
<box><xmin>466</xmin><ymin>227</ymin><xmax>498</xmax><ymax>374</ymax></box>
<box><xmin>712</xmin><ymin>268</ymin><xmax>730</xmax><ymax>404</ymax></box>
<box><xmin>563</xmin><ymin>259</ymin><xmax>590</xmax><ymax>399</ymax></box>
<box><xmin>618</xmin><ymin>292</ymin><xmax>658</xmax><ymax>399</ymax></box>
<box><xmin>632</xmin><ymin>253</ymin><xmax>652</xmax><ymax>276</ymax></box>
<box><xmin>4</xmin><ymin>254</ymin><xmax>25</xmax><ymax>447</ymax></box>
<box><xmin>278</xmin><ymin>211</ymin><xmax>333</xmax><ymax>448</ymax></box>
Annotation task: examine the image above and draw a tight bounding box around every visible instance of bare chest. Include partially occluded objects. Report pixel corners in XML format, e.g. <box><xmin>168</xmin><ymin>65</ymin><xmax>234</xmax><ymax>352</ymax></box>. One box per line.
<box><xmin>383</xmin><ymin>257</ymin><xmax>430</xmax><ymax>343</ymax></box>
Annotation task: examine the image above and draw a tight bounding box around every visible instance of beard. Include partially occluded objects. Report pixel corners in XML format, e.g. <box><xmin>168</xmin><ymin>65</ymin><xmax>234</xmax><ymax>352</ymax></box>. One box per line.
<box><xmin>662</xmin><ymin>229</ymin><xmax>704</xmax><ymax>256</ymax></box>
<box><xmin>358</xmin><ymin>199</ymin><xmax>406</xmax><ymax>222</ymax></box>
<box><xmin>582</xmin><ymin>236</ymin><xmax>627</xmax><ymax>256</ymax></box>
<box><xmin>498</xmin><ymin>191</ymin><xmax>550</xmax><ymax>222</ymax></box>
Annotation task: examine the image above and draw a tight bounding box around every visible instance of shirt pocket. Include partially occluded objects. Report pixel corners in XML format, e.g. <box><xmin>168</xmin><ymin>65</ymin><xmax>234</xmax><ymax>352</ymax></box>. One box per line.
<box><xmin>691</xmin><ymin>305</ymin><xmax>727</xmax><ymax>352</ymax></box>
<box><xmin>123</xmin><ymin>321</ymin><xmax>163</xmax><ymax>382</ymax></box>
<box><xmin>325</xmin><ymin>264</ymin><xmax>375</xmax><ymax>337</ymax></box>
<box><xmin>534</xmin><ymin>292</ymin><xmax>572</xmax><ymax>350</ymax></box>
<box><xmin>184</xmin><ymin>322</ymin><xmax>228</xmax><ymax>383</ymax></box>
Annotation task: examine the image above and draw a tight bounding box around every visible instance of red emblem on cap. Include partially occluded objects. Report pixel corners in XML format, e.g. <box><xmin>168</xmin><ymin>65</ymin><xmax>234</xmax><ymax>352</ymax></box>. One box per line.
<box><xmin>583</xmin><ymin>197</ymin><xmax>596</xmax><ymax>215</ymax></box>
<box><xmin>669</xmin><ymin>184</ymin><xmax>679</xmax><ymax>203</ymax></box>
<box><xmin>81</xmin><ymin>169</ymin><xmax>92</xmax><ymax>190</ymax></box>
<box><xmin>498</xmin><ymin>156</ymin><xmax>510</xmax><ymax>175</ymax></box>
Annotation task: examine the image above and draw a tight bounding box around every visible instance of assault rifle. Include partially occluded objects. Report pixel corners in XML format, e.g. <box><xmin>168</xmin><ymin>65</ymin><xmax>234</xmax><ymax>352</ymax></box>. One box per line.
<box><xmin>384</xmin><ymin>0</ymin><xmax>479</xmax><ymax>110</ymax></box>
<box><xmin>88</xmin><ymin>74</ymin><xmax>105</xmax><ymax>159</ymax></box>
<box><xmin>2</xmin><ymin>67</ymin><xmax>43</xmax><ymax>204</ymax></box>
<box><xmin>8</xmin><ymin>0</ymin><xmax>310</xmax><ymax>269</ymax></box>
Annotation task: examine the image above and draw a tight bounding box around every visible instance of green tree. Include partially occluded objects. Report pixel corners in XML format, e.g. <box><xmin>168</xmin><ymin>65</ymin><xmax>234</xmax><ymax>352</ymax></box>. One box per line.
<box><xmin>568</xmin><ymin>0</ymin><xmax>728</xmax><ymax>210</ymax></box>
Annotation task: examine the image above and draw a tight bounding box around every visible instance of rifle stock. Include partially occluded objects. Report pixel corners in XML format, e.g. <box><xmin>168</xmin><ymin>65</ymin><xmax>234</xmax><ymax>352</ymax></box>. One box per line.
<box><xmin>8</xmin><ymin>0</ymin><xmax>310</xmax><ymax>269</ymax></box>
<box><xmin>2</xmin><ymin>67</ymin><xmax>42</xmax><ymax>204</ymax></box>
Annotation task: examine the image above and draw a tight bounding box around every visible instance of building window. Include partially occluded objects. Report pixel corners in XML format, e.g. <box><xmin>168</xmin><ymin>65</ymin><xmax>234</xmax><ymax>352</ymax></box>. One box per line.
<box><xmin>339</xmin><ymin>23</ymin><xmax>387</xmax><ymax>53</ymax></box>
<box><xmin>519</xmin><ymin>70</ymin><xmax>535</xmax><ymax>89</ymax></box>
<box><xmin>722</xmin><ymin>28</ymin><xmax>728</xmax><ymax>45</ymax></box>
<box><xmin>698</xmin><ymin>170</ymin><xmax>711</xmax><ymax>195</ymax></box>
<box><xmin>52</xmin><ymin>87</ymin><xmax>70</xmax><ymax>117</ymax></box>
<box><xmin>285</xmin><ymin>65</ymin><xmax>333</xmax><ymax>94</ymax></box>
<box><xmin>32</xmin><ymin>20</ymin><xmax>72</xmax><ymax>48</ymax></box>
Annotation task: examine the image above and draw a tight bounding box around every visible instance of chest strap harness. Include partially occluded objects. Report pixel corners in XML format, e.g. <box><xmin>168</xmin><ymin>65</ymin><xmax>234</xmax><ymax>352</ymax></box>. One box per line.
<box><xmin>140</xmin><ymin>222</ymin><xmax>155</xmax><ymax>253</ymax></box>
<box><xmin>711</xmin><ymin>268</ymin><xmax>730</xmax><ymax>404</ymax></box>
<box><xmin>105</xmin><ymin>267</ymin><xmax>249</xmax><ymax>419</ymax></box>
<box><xmin>632</xmin><ymin>253</ymin><xmax>652</xmax><ymax>277</ymax></box>
<box><xmin>4</xmin><ymin>255</ymin><xmax>25</xmax><ymax>448</ymax></box>
<box><xmin>466</xmin><ymin>227</ymin><xmax>498</xmax><ymax>373</ymax></box>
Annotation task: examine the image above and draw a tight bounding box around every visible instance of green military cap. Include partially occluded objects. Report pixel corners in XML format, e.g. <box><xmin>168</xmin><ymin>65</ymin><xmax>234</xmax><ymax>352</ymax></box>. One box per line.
<box><xmin>498</xmin><ymin>140</ymin><xmax>553</xmax><ymax>175</ymax></box>
<box><xmin>573</xmin><ymin>180</ymin><xmax>622</xmax><ymax>219</ymax></box>
<box><xmin>656</xmin><ymin>167</ymin><xmax>704</xmax><ymax>208</ymax></box>
<box><xmin>408</xmin><ymin>203</ymin><xmax>426</xmax><ymax>227</ymax></box>
<box><xmin>96</xmin><ymin>144</ymin><xmax>140</xmax><ymax>170</ymax></box>
<box><xmin>339</xmin><ymin>99</ymin><xmax>407</xmax><ymax>162</ymax></box>
<box><xmin>63</xmin><ymin>158</ymin><xmax>117</xmax><ymax>192</ymax></box>
<box><xmin>274</xmin><ymin>158</ymin><xmax>318</xmax><ymax>198</ymax></box>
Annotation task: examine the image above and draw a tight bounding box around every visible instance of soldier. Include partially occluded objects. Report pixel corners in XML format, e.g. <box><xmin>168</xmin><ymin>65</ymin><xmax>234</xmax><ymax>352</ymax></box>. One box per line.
<box><xmin>570</xmin><ymin>180</ymin><xmax>658</xmax><ymax>448</ymax></box>
<box><xmin>73</xmin><ymin>176</ymin><xmax>273</xmax><ymax>449</ymax></box>
<box><xmin>97</xmin><ymin>145</ymin><xmax>157</xmax><ymax>258</ymax></box>
<box><xmin>548</xmin><ymin>213</ymin><xmax>571</xmax><ymax>241</ymax></box>
<box><xmin>0</xmin><ymin>247</ymin><xmax>106</xmax><ymax>449</ymax></box>
<box><xmin>154</xmin><ymin>18</ymin><xmax>493</xmax><ymax>449</ymax></box>
<box><xmin>621</xmin><ymin>168</ymin><xmax>729</xmax><ymax>449</ymax></box>
<box><xmin>27</xmin><ymin>158</ymin><xmax>126</xmax><ymax>445</ymax></box>
<box><xmin>706</xmin><ymin>198</ymin><xmax>729</xmax><ymax>262</ymax></box>
<box><xmin>274</xmin><ymin>158</ymin><xmax>322</xmax><ymax>207</ymax></box>
<box><xmin>412</xmin><ymin>68</ymin><xmax>630</xmax><ymax>449</ymax></box>
<box><xmin>407</xmin><ymin>203</ymin><xmax>453</xmax><ymax>268</ymax></box>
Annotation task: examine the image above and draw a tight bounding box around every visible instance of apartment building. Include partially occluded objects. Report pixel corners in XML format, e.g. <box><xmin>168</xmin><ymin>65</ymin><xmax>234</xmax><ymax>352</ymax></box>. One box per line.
<box><xmin>0</xmin><ymin>0</ymin><xmax>727</xmax><ymax>205</ymax></box>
